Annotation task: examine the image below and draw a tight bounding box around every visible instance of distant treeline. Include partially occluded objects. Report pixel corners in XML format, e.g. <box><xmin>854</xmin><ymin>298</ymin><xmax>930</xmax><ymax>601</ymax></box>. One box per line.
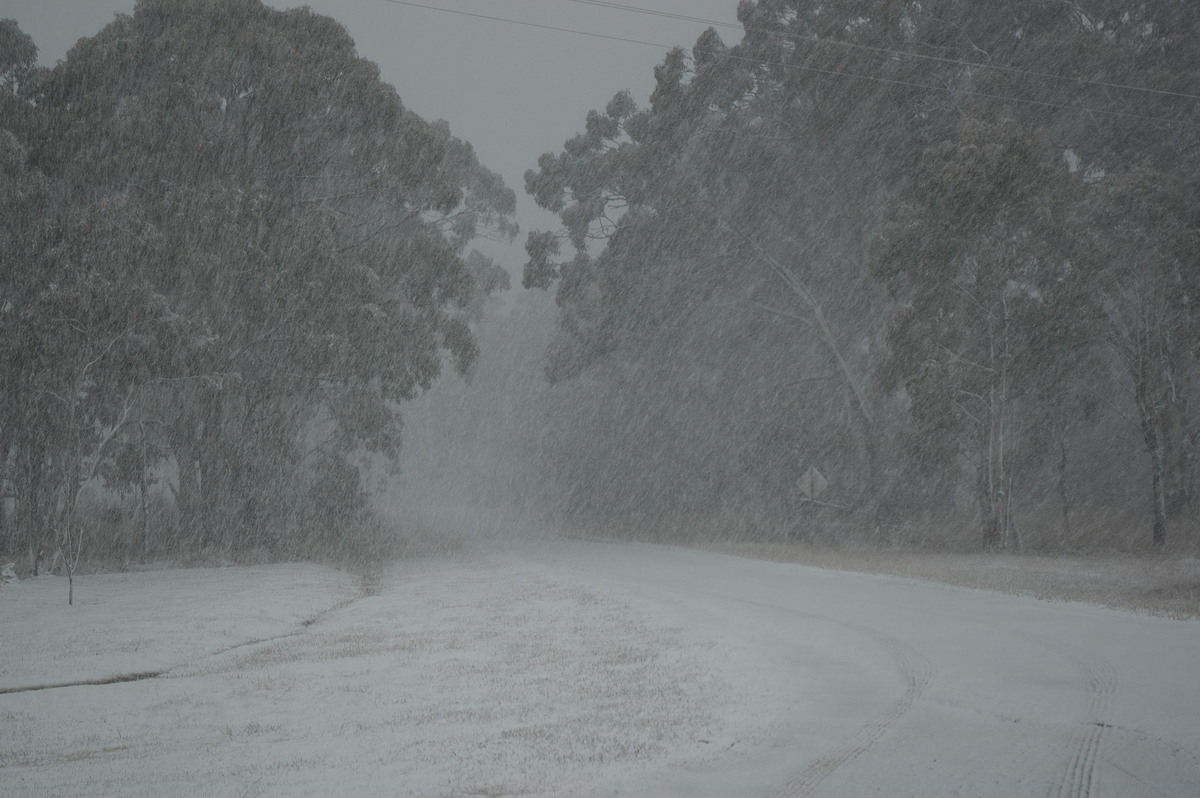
<box><xmin>520</xmin><ymin>0</ymin><xmax>1200</xmax><ymax>551</ymax></box>
<box><xmin>0</xmin><ymin>0</ymin><xmax>515</xmax><ymax>573</ymax></box>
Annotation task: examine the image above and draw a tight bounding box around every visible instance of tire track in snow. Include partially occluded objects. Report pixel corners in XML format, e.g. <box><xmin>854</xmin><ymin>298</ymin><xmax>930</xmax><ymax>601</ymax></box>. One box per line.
<box><xmin>1100</xmin><ymin>723</ymin><xmax>1200</xmax><ymax>798</ymax></box>
<box><xmin>638</xmin><ymin>581</ymin><xmax>936</xmax><ymax>798</ymax></box>
<box><xmin>772</xmin><ymin>627</ymin><xmax>933</xmax><ymax>798</ymax></box>
<box><xmin>1043</xmin><ymin>644</ymin><xmax>1118</xmax><ymax>798</ymax></box>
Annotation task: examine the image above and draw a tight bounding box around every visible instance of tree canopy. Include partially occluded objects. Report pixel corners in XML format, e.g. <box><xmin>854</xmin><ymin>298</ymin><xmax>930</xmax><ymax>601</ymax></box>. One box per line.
<box><xmin>523</xmin><ymin>0</ymin><xmax>1200</xmax><ymax>549</ymax></box>
<box><xmin>1</xmin><ymin>0</ymin><xmax>516</xmax><ymax>572</ymax></box>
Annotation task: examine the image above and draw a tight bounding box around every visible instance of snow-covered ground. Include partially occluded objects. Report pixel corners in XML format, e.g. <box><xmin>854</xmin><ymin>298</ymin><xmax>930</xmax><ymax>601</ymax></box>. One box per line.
<box><xmin>3</xmin><ymin>536</ymin><xmax>1199</xmax><ymax>797</ymax></box>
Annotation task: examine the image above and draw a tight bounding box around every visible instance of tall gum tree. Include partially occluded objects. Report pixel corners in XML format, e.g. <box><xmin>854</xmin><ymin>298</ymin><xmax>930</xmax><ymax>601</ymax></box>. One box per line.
<box><xmin>2</xmin><ymin>20</ymin><xmax>187</xmax><ymax>578</ymax></box>
<box><xmin>522</xmin><ymin>11</ymin><xmax>910</xmax><ymax>528</ymax></box>
<box><xmin>1073</xmin><ymin>167</ymin><xmax>1199</xmax><ymax>547</ymax></box>
<box><xmin>871</xmin><ymin>0</ymin><xmax>1200</xmax><ymax>548</ymax></box>
<box><xmin>26</xmin><ymin>0</ymin><xmax>516</xmax><ymax>548</ymax></box>
<box><xmin>873</xmin><ymin>114</ymin><xmax>1085</xmax><ymax>550</ymax></box>
<box><xmin>521</xmin><ymin>0</ymin><xmax>1009</xmax><ymax>529</ymax></box>
<box><xmin>525</xmin><ymin>0</ymin><xmax>1199</xmax><ymax>548</ymax></box>
<box><xmin>1</xmin><ymin>19</ymin><xmax>53</xmax><ymax>568</ymax></box>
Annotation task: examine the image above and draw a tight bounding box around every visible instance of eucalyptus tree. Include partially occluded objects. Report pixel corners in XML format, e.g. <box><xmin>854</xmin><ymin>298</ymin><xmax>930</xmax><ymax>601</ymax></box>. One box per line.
<box><xmin>2</xmin><ymin>20</ymin><xmax>187</xmax><ymax>579</ymax></box>
<box><xmin>1070</xmin><ymin>167</ymin><xmax>1199</xmax><ymax>547</ymax></box>
<box><xmin>522</xmin><ymin>1</ymin><xmax>975</xmax><ymax>531</ymax></box>
<box><xmin>873</xmin><ymin>114</ymin><xmax>1088</xmax><ymax>550</ymax></box>
<box><xmin>1055</xmin><ymin>7</ymin><xmax>1200</xmax><ymax>548</ymax></box>
<box><xmin>870</xmin><ymin>0</ymin><xmax>1200</xmax><ymax>547</ymax></box>
<box><xmin>29</xmin><ymin>198</ymin><xmax>184</xmax><ymax>598</ymax></box>
<box><xmin>29</xmin><ymin>0</ymin><xmax>516</xmax><ymax>549</ymax></box>
<box><xmin>0</xmin><ymin>19</ymin><xmax>52</xmax><ymax>567</ymax></box>
<box><xmin>526</xmin><ymin>0</ymin><xmax>1199</xmax><ymax>548</ymax></box>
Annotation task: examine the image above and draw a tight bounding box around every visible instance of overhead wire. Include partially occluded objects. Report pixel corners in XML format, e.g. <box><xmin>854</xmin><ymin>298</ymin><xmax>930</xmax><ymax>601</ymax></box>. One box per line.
<box><xmin>375</xmin><ymin>0</ymin><xmax>1198</xmax><ymax>127</ymax></box>
<box><xmin>562</xmin><ymin>0</ymin><xmax>1200</xmax><ymax>104</ymax></box>
<box><xmin>563</xmin><ymin>0</ymin><xmax>732</xmax><ymax>30</ymax></box>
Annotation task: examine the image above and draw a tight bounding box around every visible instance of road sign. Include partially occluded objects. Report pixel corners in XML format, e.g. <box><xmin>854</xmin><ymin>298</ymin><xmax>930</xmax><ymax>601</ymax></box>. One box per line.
<box><xmin>798</xmin><ymin>466</ymin><xmax>828</xmax><ymax>501</ymax></box>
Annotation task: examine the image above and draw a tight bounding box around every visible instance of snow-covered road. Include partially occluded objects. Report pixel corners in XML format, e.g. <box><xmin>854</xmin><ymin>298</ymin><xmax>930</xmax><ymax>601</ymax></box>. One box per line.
<box><xmin>3</xmin><ymin>537</ymin><xmax>1198</xmax><ymax>797</ymax></box>
<box><xmin>532</xmin><ymin>539</ymin><xmax>1200</xmax><ymax>797</ymax></box>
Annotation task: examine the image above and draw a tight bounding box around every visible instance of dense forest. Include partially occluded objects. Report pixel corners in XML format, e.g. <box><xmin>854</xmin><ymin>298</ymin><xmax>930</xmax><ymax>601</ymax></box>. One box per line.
<box><xmin>518</xmin><ymin>0</ymin><xmax>1200</xmax><ymax>551</ymax></box>
<box><xmin>0</xmin><ymin>0</ymin><xmax>515</xmax><ymax>580</ymax></box>
<box><xmin>2</xmin><ymin>0</ymin><xmax>1198</xmax><ymax>582</ymax></box>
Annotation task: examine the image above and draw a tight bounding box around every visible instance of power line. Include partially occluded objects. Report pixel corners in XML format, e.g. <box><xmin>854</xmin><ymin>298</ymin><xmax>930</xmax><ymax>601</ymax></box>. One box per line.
<box><xmin>563</xmin><ymin>0</ymin><xmax>732</xmax><ymax>31</ymax></box>
<box><xmin>375</xmin><ymin>0</ymin><xmax>1197</xmax><ymax>127</ymax></box>
<box><xmin>563</xmin><ymin>0</ymin><xmax>1200</xmax><ymax>105</ymax></box>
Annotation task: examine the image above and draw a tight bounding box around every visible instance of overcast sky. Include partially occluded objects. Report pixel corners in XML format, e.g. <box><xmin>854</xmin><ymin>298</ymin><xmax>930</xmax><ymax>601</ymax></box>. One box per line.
<box><xmin>1</xmin><ymin>0</ymin><xmax>744</xmax><ymax>272</ymax></box>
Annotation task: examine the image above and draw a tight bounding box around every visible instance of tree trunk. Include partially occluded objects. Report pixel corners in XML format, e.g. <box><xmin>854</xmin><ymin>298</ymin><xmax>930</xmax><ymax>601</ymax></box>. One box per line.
<box><xmin>171</xmin><ymin>387</ymin><xmax>224</xmax><ymax>548</ymax></box>
<box><xmin>979</xmin><ymin>430</ymin><xmax>1002</xmax><ymax>550</ymax></box>
<box><xmin>1162</xmin><ymin>386</ymin><xmax>1192</xmax><ymax>525</ymax></box>
<box><xmin>174</xmin><ymin>442</ymin><xmax>200</xmax><ymax>541</ymax></box>
<box><xmin>1057</xmin><ymin>423</ymin><xmax>1073</xmax><ymax>542</ymax></box>
<box><xmin>1137</xmin><ymin>375</ymin><xmax>1170</xmax><ymax>547</ymax></box>
<box><xmin>1149</xmin><ymin>431</ymin><xmax>1168</xmax><ymax>548</ymax></box>
<box><xmin>139</xmin><ymin>422</ymin><xmax>150</xmax><ymax>561</ymax></box>
<box><xmin>978</xmin><ymin>308</ymin><xmax>1016</xmax><ymax>552</ymax></box>
<box><xmin>21</xmin><ymin>447</ymin><xmax>48</xmax><ymax>575</ymax></box>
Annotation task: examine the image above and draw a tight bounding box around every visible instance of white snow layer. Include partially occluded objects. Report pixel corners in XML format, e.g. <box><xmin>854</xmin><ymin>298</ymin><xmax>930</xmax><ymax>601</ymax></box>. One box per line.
<box><xmin>2</xmin><ymin>539</ymin><xmax>1199</xmax><ymax>797</ymax></box>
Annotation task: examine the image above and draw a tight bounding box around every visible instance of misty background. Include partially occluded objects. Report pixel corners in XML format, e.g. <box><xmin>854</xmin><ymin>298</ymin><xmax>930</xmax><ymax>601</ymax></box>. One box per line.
<box><xmin>1</xmin><ymin>0</ymin><xmax>1198</xmax><ymax>584</ymax></box>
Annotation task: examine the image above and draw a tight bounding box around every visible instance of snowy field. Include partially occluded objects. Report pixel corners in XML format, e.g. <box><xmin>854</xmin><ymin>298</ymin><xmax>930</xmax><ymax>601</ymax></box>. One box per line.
<box><xmin>1</xmin><ymin>552</ymin><xmax>745</xmax><ymax>797</ymax></box>
<box><xmin>3</xmin><ymin>536</ymin><xmax>1200</xmax><ymax>797</ymax></box>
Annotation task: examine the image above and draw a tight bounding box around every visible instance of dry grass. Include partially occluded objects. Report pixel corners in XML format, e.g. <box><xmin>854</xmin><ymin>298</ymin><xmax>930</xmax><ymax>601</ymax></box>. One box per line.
<box><xmin>701</xmin><ymin>542</ymin><xmax>1200</xmax><ymax>619</ymax></box>
<box><xmin>571</xmin><ymin>511</ymin><xmax>1200</xmax><ymax>619</ymax></box>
